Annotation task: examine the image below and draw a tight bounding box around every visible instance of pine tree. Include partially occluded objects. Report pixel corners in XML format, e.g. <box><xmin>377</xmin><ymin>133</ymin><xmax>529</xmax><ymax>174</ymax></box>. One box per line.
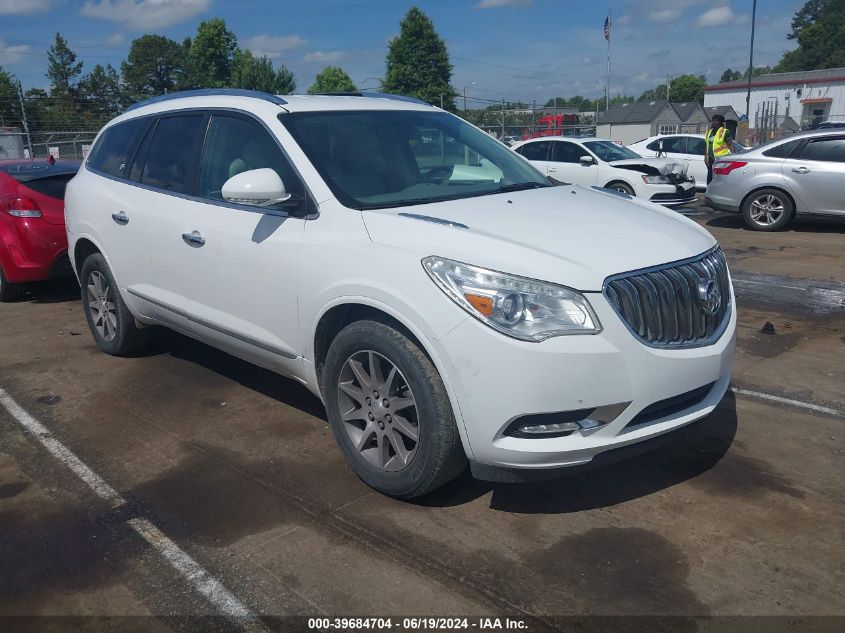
<box><xmin>382</xmin><ymin>7</ymin><xmax>456</xmax><ymax>110</ymax></box>
<box><xmin>46</xmin><ymin>33</ymin><xmax>83</xmax><ymax>98</ymax></box>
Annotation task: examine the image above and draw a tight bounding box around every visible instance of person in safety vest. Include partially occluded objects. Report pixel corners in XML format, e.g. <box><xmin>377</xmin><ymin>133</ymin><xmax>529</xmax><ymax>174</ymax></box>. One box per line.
<box><xmin>704</xmin><ymin>114</ymin><xmax>734</xmax><ymax>185</ymax></box>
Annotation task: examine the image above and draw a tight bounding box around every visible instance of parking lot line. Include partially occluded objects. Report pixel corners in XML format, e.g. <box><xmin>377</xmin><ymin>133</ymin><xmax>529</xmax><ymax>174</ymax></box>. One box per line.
<box><xmin>0</xmin><ymin>386</ymin><xmax>270</xmax><ymax>631</ymax></box>
<box><xmin>732</xmin><ymin>387</ymin><xmax>844</xmax><ymax>418</ymax></box>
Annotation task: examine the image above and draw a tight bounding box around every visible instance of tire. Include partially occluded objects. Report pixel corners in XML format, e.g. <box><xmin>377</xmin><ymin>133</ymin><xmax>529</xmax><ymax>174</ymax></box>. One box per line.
<box><xmin>742</xmin><ymin>189</ymin><xmax>794</xmax><ymax>231</ymax></box>
<box><xmin>80</xmin><ymin>253</ymin><xmax>151</xmax><ymax>356</ymax></box>
<box><xmin>0</xmin><ymin>266</ymin><xmax>24</xmax><ymax>302</ymax></box>
<box><xmin>605</xmin><ymin>181</ymin><xmax>635</xmax><ymax>196</ymax></box>
<box><xmin>323</xmin><ymin>320</ymin><xmax>466</xmax><ymax>498</ymax></box>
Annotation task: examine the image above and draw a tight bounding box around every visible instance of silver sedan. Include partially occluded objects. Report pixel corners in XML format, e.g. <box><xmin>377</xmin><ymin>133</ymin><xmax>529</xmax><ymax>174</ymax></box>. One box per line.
<box><xmin>705</xmin><ymin>129</ymin><xmax>845</xmax><ymax>231</ymax></box>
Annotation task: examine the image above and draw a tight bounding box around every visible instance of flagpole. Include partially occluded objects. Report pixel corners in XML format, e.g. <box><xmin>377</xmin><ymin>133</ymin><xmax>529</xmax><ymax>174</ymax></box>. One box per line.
<box><xmin>606</xmin><ymin>7</ymin><xmax>611</xmax><ymax>112</ymax></box>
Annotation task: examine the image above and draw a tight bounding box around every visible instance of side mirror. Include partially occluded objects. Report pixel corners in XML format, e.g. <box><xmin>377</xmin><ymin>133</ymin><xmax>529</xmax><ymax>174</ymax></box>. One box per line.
<box><xmin>222</xmin><ymin>168</ymin><xmax>291</xmax><ymax>207</ymax></box>
<box><xmin>580</xmin><ymin>155</ymin><xmax>595</xmax><ymax>166</ymax></box>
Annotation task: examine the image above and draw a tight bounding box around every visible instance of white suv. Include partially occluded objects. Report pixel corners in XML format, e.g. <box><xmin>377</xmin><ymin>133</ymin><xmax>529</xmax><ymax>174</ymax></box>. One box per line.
<box><xmin>65</xmin><ymin>90</ymin><xmax>736</xmax><ymax>498</ymax></box>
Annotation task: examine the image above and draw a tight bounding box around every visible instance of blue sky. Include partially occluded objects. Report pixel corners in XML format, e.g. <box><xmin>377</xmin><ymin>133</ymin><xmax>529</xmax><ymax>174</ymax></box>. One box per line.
<box><xmin>0</xmin><ymin>0</ymin><xmax>804</xmax><ymax>104</ymax></box>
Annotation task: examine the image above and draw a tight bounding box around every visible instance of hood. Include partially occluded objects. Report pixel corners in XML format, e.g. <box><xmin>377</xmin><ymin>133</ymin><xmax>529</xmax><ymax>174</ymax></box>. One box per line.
<box><xmin>362</xmin><ymin>185</ymin><xmax>716</xmax><ymax>291</ymax></box>
<box><xmin>609</xmin><ymin>158</ymin><xmax>688</xmax><ymax>178</ymax></box>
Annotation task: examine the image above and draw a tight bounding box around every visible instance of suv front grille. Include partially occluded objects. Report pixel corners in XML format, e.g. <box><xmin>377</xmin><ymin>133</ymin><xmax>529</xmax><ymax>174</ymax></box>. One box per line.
<box><xmin>604</xmin><ymin>247</ymin><xmax>731</xmax><ymax>348</ymax></box>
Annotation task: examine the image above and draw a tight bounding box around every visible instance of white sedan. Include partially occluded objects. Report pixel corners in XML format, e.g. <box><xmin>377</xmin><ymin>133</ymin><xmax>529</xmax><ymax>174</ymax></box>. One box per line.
<box><xmin>512</xmin><ymin>137</ymin><xmax>696</xmax><ymax>206</ymax></box>
<box><xmin>628</xmin><ymin>133</ymin><xmax>749</xmax><ymax>191</ymax></box>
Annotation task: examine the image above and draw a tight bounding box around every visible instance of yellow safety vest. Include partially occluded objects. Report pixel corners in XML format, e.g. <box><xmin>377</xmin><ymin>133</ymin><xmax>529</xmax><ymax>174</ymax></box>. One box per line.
<box><xmin>705</xmin><ymin>127</ymin><xmax>731</xmax><ymax>157</ymax></box>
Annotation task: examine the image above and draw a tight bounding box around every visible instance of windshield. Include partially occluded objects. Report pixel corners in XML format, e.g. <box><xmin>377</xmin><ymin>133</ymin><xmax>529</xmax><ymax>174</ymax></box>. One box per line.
<box><xmin>279</xmin><ymin>110</ymin><xmax>549</xmax><ymax>209</ymax></box>
<box><xmin>583</xmin><ymin>141</ymin><xmax>642</xmax><ymax>162</ymax></box>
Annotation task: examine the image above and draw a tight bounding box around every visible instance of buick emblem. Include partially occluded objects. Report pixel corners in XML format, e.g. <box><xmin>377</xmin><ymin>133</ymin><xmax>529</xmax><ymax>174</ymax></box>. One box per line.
<box><xmin>697</xmin><ymin>279</ymin><xmax>721</xmax><ymax>315</ymax></box>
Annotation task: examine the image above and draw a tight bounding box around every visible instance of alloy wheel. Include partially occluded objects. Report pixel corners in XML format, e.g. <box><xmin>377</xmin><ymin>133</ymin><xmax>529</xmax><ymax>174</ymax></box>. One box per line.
<box><xmin>749</xmin><ymin>194</ymin><xmax>785</xmax><ymax>226</ymax></box>
<box><xmin>87</xmin><ymin>271</ymin><xmax>117</xmax><ymax>341</ymax></box>
<box><xmin>337</xmin><ymin>350</ymin><xmax>420</xmax><ymax>472</ymax></box>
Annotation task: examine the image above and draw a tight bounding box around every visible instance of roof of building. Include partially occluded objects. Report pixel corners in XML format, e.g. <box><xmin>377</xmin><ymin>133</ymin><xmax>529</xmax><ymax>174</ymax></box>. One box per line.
<box><xmin>598</xmin><ymin>100</ymin><xmax>673</xmax><ymax>124</ymax></box>
<box><xmin>705</xmin><ymin>67</ymin><xmax>845</xmax><ymax>91</ymax></box>
<box><xmin>704</xmin><ymin>105</ymin><xmax>740</xmax><ymax>121</ymax></box>
<box><xmin>671</xmin><ymin>102</ymin><xmax>704</xmax><ymax>120</ymax></box>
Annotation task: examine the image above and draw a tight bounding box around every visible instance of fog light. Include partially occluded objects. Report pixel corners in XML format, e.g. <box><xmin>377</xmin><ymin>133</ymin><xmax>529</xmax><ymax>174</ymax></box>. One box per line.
<box><xmin>518</xmin><ymin>421</ymin><xmax>581</xmax><ymax>435</ymax></box>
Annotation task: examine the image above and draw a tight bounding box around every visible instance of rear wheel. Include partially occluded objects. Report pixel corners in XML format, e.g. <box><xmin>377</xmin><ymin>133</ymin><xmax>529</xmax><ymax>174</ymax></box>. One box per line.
<box><xmin>742</xmin><ymin>189</ymin><xmax>794</xmax><ymax>231</ymax></box>
<box><xmin>605</xmin><ymin>181</ymin><xmax>635</xmax><ymax>196</ymax></box>
<box><xmin>323</xmin><ymin>320</ymin><xmax>466</xmax><ymax>498</ymax></box>
<box><xmin>0</xmin><ymin>266</ymin><xmax>24</xmax><ymax>302</ymax></box>
<box><xmin>80</xmin><ymin>253</ymin><xmax>151</xmax><ymax>356</ymax></box>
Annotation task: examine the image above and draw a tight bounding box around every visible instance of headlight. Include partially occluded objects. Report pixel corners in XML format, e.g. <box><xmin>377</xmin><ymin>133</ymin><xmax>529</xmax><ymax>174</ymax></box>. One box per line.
<box><xmin>641</xmin><ymin>174</ymin><xmax>669</xmax><ymax>184</ymax></box>
<box><xmin>422</xmin><ymin>256</ymin><xmax>601</xmax><ymax>341</ymax></box>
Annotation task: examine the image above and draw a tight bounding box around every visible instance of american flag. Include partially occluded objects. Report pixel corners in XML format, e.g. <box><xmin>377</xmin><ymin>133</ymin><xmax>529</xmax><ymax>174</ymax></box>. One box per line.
<box><xmin>604</xmin><ymin>15</ymin><xmax>611</xmax><ymax>40</ymax></box>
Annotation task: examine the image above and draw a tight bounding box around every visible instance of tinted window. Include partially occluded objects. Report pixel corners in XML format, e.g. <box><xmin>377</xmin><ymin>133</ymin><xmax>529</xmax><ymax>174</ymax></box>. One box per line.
<box><xmin>551</xmin><ymin>141</ymin><xmax>585</xmax><ymax>163</ymax></box>
<box><xmin>517</xmin><ymin>141</ymin><xmax>550</xmax><ymax>161</ymax></box>
<box><xmin>687</xmin><ymin>137</ymin><xmax>706</xmax><ymax>156</ymax></box>
<box><xmin>762</xmin><ymin>138</ymin><xmax>801</xmax><ymax>158</ymax></box>
<box><xmin>646</xmin><ymin>140</ymin><xmax>661</xmax><ymax>151</ymax></box>
<box><xmin>199</xmin><ymin>115</ymin><xmax>302</xmax><ymax>203</ymax></box>
<box><xmin>20</xmin><ymin>174</ymin><xmax>75</xmax><ymax>199</ymax></box>
<box><xmin>87</xmin><ymin>118</ymin><xmax>148</xmax><ymax>178</ymax></box>
<box><xmin>583</xmin><ymin>141</ymin><xmax>641</xmax><ymax>161</ymax></box>
<box><xmin>798</xmin><ymin>137</ymin><xmax>845</xmax><ymax>162</ymax></box>
<box><xmin>660</xmin><ymin>136</ymin><xmax>687</xmax><ymax>153</ymax></box>
<box><xmin>141</xmin><ymin>115</ymin><xmax>206</xmax><ymax>194</ymax></box>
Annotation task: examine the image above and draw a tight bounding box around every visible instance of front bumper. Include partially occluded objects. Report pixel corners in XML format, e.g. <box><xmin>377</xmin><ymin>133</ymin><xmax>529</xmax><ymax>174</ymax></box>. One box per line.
<box><xmin>648</xmin><ymin>180</ymin><xmax>697</xmax><ymax>206</ymax></box>
<box><xmin>0</xmin><ymin>217</ymin><xmax>69</xmax><ymax>283</ymax></box>
<box><xmin>431</xmin><ymin>291</ymin><xmax>736</xmax><ymax>470</ymax></box>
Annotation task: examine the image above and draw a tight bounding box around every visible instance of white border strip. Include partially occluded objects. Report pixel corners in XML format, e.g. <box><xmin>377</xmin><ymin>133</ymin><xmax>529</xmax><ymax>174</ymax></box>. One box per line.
<box><xmin>732</xmin><ymin>387</ymin><xmax>844</xmax><ymax>417</ymax></box>
<box><xmin>0</xmin><ymin>387</ymin><xmax>269</xmax><ymax>631</ymax></box>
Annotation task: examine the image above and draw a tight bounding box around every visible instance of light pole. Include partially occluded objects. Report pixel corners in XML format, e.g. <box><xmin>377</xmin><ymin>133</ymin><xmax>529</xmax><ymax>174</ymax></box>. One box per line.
<box><xmin>745</xmin><ymin>0</ymin><xmax>757</xmax><ymax>119</ymax></box>
<box><xmin>463</xmin><ymin>81</ymin><xmax>477</xmax><ymax>112</ymax></box>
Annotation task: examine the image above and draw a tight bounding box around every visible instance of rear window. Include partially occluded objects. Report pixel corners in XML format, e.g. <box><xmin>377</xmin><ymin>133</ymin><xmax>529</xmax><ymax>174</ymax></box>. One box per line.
<box><xmin>20</xmin><ymin>174</ymin><xmax>75</xmax><ymax>200</ymax></box>
<box><xmin>87</xmin><ymin>118</ymin><xmax>149</xmax><ymax>179</ymax></box>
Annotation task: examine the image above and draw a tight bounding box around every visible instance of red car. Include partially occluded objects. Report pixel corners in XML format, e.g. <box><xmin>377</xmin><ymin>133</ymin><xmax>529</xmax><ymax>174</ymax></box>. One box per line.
<box><xmin>0</xmin><ymin>159</ymin><xmax>80</xmax><ymax>301</ymax></box>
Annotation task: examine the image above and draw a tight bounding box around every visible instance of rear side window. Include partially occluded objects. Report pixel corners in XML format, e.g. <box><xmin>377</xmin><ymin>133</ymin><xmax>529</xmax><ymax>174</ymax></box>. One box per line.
<box><xmin>516</xmin><ymin>141</ymin><xmax>550</xmax><ymax>161</ymax></box>
<box><xmin>798</xmin><ymin>137</ymin><xmax>845</xmax><ymax>162</ymax></box>
<box><xmin>140</xmin><ymin>115</ymin><xmax>206</xmax><ymax>194</ymax></box>
<box><xmin>762</xmin><ymin>139</ymin><xmax>801</xmax><ymax>158</ymax></box>
<box><xmin>687</xmin><ymin>137</ymin><xmax>706</xmax><ymax>156</ymax></box>
<box><xmin>660</xmin><ymin>136</ymin><xmax>686</xmax><ymax>153</ymax></box>
<box><xmin>87</xmin><ymin>118</ymin><xmax>149</xmax><ymax>178</ymax></box>
<box><xmin>21</xmin><ymin>174</ymin><xmax>75</xmax><ymax>200</ymax></box>
<box><xmin>551</xmin><ymin>141</ymin><xmax>584</xmax><ymax>163</ymax></box>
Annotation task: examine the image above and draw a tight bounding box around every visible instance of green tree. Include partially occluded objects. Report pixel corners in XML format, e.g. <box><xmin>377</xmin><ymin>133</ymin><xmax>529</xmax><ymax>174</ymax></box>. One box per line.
<box><xmin>230</xmin><ymin>49</ymin><xmax>296</xmax><ymax>94</ymax></box>
<box><xmin>668</xmin><ymin>74</ymin><xmax>706</xmax><ymax>103</ymax></box>
<box><xmin>190</xmin><ymin>18</ymin><xmax>238</xmax><ymax>88</ymax></box>
<box><xmin>121</xmin><ymin>35</ymin><xmax>186</xmax><ymax>100</ymax></box>
<box><xmin>720</xmin><ymin>68</ymin><xmax>742</xmax><ymax>83</ymax></box>
<box><xmin>382</xmin><ymin>7</ymin><xmax>456</xmax><ymax>110</ymax></box>
<box><xmin>776</xmin><ymin>0</ymin><xmax>845</xmax><ymax>70</ymax></box>
<box><xmin>308</xmin><ymin>66</ymin><xmax>356</xmax><ymax>93</ymax></box>
<box><xmin>46</xmin><ymin>33</ymin><xmax>83</xmax><ymax>98</ymax></box>
<box><xmin>0</xmin><ymin>67</ymin><xmax>22</xmax><ymax>131</ymax></box>
<box><xmin>78</xmin><ymin>64</ymin><xmax>123</xmax><ymax>122</ymax></box>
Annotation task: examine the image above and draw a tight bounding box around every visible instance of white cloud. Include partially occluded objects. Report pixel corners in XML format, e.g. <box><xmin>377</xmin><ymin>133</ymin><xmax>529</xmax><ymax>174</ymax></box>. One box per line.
<box><xmin>242</xmin><ymin>34</ymin><xmax>307</xmax><ymax>59</ymax></box>
<box><xmin>304</xmin><ymin>51</ymin><xmax>346</xmax><ymax>63</ymax></box>
<box><xmin>649</xmin><ymin>8</ymin><xmax>683</xmax><ymax>23</ymax></box>
<box><xmin>0</xmin><ymin>38</ymin><xmax>30</xmax><ymax>64</ymax></box>
<box><xmin>0</xmin><ymin>0</ymin><xmax>51</xmax><ymax>14</ymax></box>
<box><xmin>475</xmin><ymin>0</ymin><xmax>531</xmax><ymax>8</ymax></box>
<box><xmin>105</xmin><ymin>33</ymin><xmax>124</xmax><ymax>45</ymax></box>
<box><xmin>696</xmin><ymin>6</ymin><xmax>735</xmax><ymax>27</ymax></box>
<box><xmin>81</xmin><ymin>0</ymin><xmax>210</xmax><ymax>30</ymax></box>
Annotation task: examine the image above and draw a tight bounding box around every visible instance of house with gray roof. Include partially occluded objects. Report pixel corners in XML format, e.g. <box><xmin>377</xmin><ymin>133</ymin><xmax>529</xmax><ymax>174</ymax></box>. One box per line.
<box><xmin>596</xmin><ymin>100</ymin><xmax>709</xmax><ymax>144</ymax></box>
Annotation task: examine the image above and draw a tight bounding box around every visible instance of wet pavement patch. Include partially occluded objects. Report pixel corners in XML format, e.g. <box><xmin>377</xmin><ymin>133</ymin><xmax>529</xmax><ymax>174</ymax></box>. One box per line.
<box><xmin>0</xmin><ymin>481</ymin><xmax>29</xmax><ymax>499</ymax></box>
<box><xmin>35</xmin><ymin>394</ymin><xmax>62</xmax><ymax>406</ymax></box>
<box><xmin>686</xmin><ymin>451</ymin><xmax>805</xmax><ymax>500</ymax></box>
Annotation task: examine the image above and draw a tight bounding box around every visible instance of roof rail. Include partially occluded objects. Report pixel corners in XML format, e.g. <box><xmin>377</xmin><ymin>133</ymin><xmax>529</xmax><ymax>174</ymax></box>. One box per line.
<box><xmin>126</xmin><ymin>89</ymin><xmax>288</xmax><ymax>112</ymax></box>
<box><xmin>311</xmin><ymin>91</ymin><xmax>431</xmax><ymax>106</ymax></box>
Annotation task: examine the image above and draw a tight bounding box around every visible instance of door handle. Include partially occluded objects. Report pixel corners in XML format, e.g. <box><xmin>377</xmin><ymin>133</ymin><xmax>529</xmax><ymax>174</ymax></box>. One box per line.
<box><xmin>111</xmin><ymin>211</ymin><xmax>129</xmax><ymax>225</ymax></box>
<box><xmin>792</xmin><ymin>166</ymin><xmax>811</xmax><ymax>174</ymax></box>
<box><xmin>548</xmin><ymin>167</ymin><xmax>558</xmax><ymax>172</ymax></box>
<box><xmin>181</xmin><ymin>231</ymin><xmax>206</xmax><ymax>247</ymax></box>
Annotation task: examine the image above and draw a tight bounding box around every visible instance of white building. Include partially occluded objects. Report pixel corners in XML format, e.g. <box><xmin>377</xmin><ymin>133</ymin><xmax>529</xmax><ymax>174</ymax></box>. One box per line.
<box><xmin>704</xmin><ymin>67</ymin><xmax>845</xmax><ymax>130</ymax></box>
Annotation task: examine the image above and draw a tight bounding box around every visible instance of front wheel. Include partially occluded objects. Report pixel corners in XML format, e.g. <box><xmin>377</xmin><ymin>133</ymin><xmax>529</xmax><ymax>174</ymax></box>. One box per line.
<box><xmin>605</xmin><ymin>181</ymin><xmax>635</xmax><ymax>196</ymax></box>
<box><xmin>323</xmin><ymin>320</ymin><xmax>466</xmax><ymax>498</ymax></box>
<box><xmin>742</xmin><ymin>189</ymin><xmax>794</xmax><ymax>231</ymax></box>
<box><xmin>80</xmin><ymin>253</ymin><xmax>152</xmax><ymax>356</ymax></box>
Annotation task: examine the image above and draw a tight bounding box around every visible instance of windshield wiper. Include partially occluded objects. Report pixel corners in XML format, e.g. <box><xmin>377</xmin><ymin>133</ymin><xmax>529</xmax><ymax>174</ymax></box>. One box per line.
<box><xmin>485</xmin><ymin>182</ymin><xmax>549</xmax><ymax>195</ymax></box>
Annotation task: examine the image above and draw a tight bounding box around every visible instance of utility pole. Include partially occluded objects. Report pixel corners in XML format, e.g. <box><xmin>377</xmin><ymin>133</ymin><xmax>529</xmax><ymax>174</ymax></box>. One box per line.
<box><xmin>440</xmin><ymin>94</ymin><xmax>444</xmax><ymax>109</ymax></box>
<box><xmin>745</xmin><ymin>0</ymin><xmax>758</xmax><ymax>119</ymax></box>
<box><xmin>605</xmin><ymin>6</ymin><xmax>612</xmax><ymax>112</ymax></box>
<box><xmin>17</xmin><ymin>81</ymin><xmax>32</xmax><ymax>158</ymax></box>
<box><xmin>501</xmin><ymin>99</ymin><xmax>506</xmax><ymax>139</ymax></box>
<box><xmin>553</xmin><ymin>97</ymin><xmax>558</xmax><ymax>135</ymax></box>
<box><xmin>532</xmin><ymin>100</ymin><xmax>536</xmax><ymax>137</ymax></box>
<box><xmin>666</xmin><ymin>74</ymin><xmax>671</xmax><ymax>101</ymax></box>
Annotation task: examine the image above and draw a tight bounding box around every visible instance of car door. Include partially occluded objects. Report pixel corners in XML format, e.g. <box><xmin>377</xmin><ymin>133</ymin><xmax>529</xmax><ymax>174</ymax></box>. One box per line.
<box><xmin>682</xmin><ymin>136</ymin><xmax>709</xmax><ymax>188</ymax></box>
<box><xmin>514</xmin><ymin>140</ymin><xmax>552</xmax><ymax>175</ymax></box>
<box><xmin>99</xmin><ymin>113</ymin><xmax>207</xmax><ymax>325</ymax></box>
<box><xmin>175</xmin><ymin>111</ymin><xmax>307</xmax><ymax>375</ymax></box>
<box><xmin>782</xmin><ymin>135</ymin><xmax>845</xmax><ymax>215</ymax></box>
<box><xmin>548</xmin><ymin>140</ymin><xmax>598</xmax><ymax>185</ymax></box>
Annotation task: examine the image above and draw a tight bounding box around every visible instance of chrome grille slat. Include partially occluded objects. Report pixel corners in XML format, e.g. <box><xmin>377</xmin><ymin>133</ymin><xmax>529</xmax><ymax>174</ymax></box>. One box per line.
<box><xmin>604</xmin><ymin>248</ymin><xmax>731</xmax><ymax>349</ymax></box>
